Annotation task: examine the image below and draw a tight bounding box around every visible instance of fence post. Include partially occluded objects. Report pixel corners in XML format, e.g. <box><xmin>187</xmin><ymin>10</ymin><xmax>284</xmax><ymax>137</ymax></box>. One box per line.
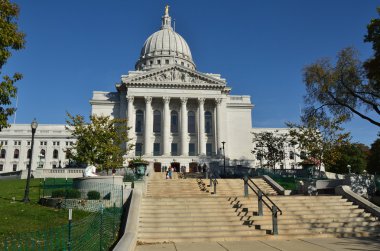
<box><xmin>209</xmin><ymin>176</ymin><xmax>212</xmax><ymax>187</ymax></box>
<box><xmin>272</xmin><ymin>205</ymin><xmax>278</xmax><ymax>235</ymax></box>
<box><xmin>213</xmin><ymin>179</ymin><xmax>217</xmax><ymax>194</ymax></box>
<box><xmin>67</xmin><ymin>208</ymin><xmax>72</xmax><ymax>251</ymax></box>
<box><xmin>243</xmin><ymin>176</ymin><xmax>248</xmax><ymax>197</ymax></box>
<box><xmin>113</xmin><ymin>202</ymin><xmax>116</xmax><ymax>240</ymax></box>
<box><xmin>258</xmin><ymin>190</ymin><xmax>263</xmax><ymax>216</ymax></box>
<box><xmin>99</xmin><ymin>204</ymin><xmax>104</xmax><ymax>251</ymax></box>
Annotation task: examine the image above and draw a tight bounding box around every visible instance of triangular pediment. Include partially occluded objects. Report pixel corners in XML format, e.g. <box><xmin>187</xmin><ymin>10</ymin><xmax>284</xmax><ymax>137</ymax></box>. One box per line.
<box><xmin>122</xmin><ymin>65</ymin><xmax>226</xmax><ymax>86</ymax></box>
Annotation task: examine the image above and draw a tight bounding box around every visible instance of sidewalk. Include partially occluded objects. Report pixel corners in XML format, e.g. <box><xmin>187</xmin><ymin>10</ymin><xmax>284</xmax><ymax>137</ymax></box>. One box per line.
<box><xmin>135</xmin><ymin>237</ymin><xmax>380</xmax><ymax>251</ymax></box>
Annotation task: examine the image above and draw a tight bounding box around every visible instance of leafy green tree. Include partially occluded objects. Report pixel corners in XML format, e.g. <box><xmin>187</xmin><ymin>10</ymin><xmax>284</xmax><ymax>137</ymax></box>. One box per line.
<box><xmin>252</xmin><ymin>131</ymin><xmax>288</xmax><ymax>170</ymax></box>
<box><xmin>368</xmin><ymin>138</ymin><xmax>380</xmax><ymax>174</ymax></box>
<box><xmin>364</xmin><ymin>7</ymin><xmax>380</xmax><ymax>93</ymax></box>
<box><xmin>0</xmin><ymin>0</ymin><xmax>25</xmax><ymax>130</ymax></box>
<box><xmin>327</xmin><ymin>143</ymin><xmax>368</xmax><ymax>174</ymax></box>
<box><xmin>302</xmin><ymin>47</ymin><xmax>380</xmax><ymax>127</ymax></box>
<box><xmin>65</xmin><ymin>113</ymin><xmax>132</xmax><ymax>173</ymax></box>
<box><xmin>287</xmin><ymin>116</ymin><xmax>350</xmax><ymax>174</ymax></box>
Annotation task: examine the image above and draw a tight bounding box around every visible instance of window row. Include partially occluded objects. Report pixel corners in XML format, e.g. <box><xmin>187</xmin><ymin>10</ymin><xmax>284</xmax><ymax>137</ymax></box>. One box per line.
<box><xmin>255</xmin><ymin>151</ymin><xmax>307</xmax><ymax>160</ymax></box>
<box><xmin>136</xmin><ymin>110</ymin><xmax>213</xmax><ymax>134</ymax></box>
<box><xmin>134</xmin><ymin>142</ymin><xmax>214</xmax><ymax>156</ymax></box>
<box><xmin>0</xmin><ymin>149</ymin><xmax>63</xmax><ymax>159</ymax></box>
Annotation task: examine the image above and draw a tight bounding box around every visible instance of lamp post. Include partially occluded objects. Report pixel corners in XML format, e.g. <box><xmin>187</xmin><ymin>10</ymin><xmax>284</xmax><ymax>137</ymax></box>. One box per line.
<box><xmin>23</xmin><ymin>119</ymin><xmax>38</xmax><ymax>203</ymax></box>
<box><xmin>222</xmin><ymin>141</ymin><xmax>226</xmax><ymax>175</ymax></box>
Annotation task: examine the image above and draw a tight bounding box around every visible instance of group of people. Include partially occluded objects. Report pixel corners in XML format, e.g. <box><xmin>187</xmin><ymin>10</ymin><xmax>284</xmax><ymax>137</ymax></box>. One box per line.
<box><xmin>165</xmin><ymin>166</ymin><xmax>175</xmax><ymax>179</ymax></box>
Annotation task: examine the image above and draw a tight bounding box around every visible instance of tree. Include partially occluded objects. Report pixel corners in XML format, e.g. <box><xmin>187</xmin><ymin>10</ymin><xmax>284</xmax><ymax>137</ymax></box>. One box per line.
<box><xmin>252</xmin><ymin>131</ymin><xmax>288</xmax><ymax>170</ymax></box>
<box><xmin>65</xmin><ymin>113</ymin><xmax>131</xmax><ymax>173</ymax></box>
<box><xmin>302</xmin><ymin>47</ymin><xmax>380</xmax><ymax>127</ymax></box>
<box><xmin>367</xmin><ymin>138</ymin><xmax>380</xmax><ymax>174</ymax></box>
<box><xmin>0</xmin><ymin>0</ymin><xmax>25</xmax><ymax>130</ymax></box>
<box><xmin>287</xmin><ymin>116</ymin><xmax>350</xmax><ymax>174</ymax></box>
<box><xmin>364</xmin><ymin>7</ymin><xmax>380</xmax><ymax>94</ymax></box>
<box><xmin>326</xmin><ymin>143</ymin><xmax>368</xmax><ymax>174</ymax></box>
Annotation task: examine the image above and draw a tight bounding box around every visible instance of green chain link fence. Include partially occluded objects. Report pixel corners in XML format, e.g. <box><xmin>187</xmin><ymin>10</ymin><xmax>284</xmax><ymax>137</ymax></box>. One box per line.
<box><xmin>1</xmin><ymin>178</ymin><xmax>126</xmax><ymax>250</ymax></box>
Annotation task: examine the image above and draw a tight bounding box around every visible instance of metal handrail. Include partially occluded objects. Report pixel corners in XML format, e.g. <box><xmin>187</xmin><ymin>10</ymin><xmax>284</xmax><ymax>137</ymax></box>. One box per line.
<box><xmin>243</xmin><ymin>176</ymin><xmax>282</xmax><ymax>235</ymax></box>
<box><xmin>247</xmin><ymin>177</ymin><xmax>282</xmax><ymax>215</ymax></box>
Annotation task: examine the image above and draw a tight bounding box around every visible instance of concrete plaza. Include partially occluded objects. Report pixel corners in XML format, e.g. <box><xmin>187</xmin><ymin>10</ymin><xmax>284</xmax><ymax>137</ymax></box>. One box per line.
<box><xmin>135</xmin><ymin>237</ymin><xmax>380</xmax><ymax>251</ymax></box>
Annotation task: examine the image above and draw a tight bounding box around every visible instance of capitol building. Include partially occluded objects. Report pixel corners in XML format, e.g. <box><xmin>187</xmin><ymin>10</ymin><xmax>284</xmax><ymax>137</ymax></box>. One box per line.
<box><xmin>0</xmin><ymin>7</ymin><xmax>304</xmax><ymax>174</ymax></box>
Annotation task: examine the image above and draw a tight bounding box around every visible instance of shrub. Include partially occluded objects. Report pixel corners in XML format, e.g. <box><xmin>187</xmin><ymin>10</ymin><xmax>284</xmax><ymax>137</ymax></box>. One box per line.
<box><xmin>87</xmin><ymin>190</ymin><xmax>100</xmax><ymax>200</ymax></box>
<box><xmin>51</xmin><ymin>189</ymin><xmax>66</xmax><ymax>198</ymax></box>
<box><xmin>65</xmin><ymin>189</ymin><xmax>81</xmax><ymax>199</ymax></box>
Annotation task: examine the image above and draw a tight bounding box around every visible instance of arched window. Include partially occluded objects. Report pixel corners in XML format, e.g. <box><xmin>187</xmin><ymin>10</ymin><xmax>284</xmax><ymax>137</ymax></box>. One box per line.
<box><xmin>40</xmin><ymin>149</ymin><xmax>46</xmax><ymax>159</ymax></box>
<box><xmin>171</xmin><ymin>111</ymin><xmax>178</xmax><ymax>133</ymax></box>
<box><xmin>135</xmin><ymin>110</ymin><xmax>144</xmax><ymax>133</ymax></box>
<box><xmin>289</xmin><ymin>151</ymin><xmax>294</xmax><ymax>160</ymax></box>
<box><xmin>188</xmin><ymin>111</ymin><xmax>195</xmax><ymax>133</ymax></box>
<box><xmin>65</xmin><ymin>149</ymin><xmax>71</xmax><ymax>159</ymax></box>
<box><xmin>205</xmin><ymin>111</ymin><xmax>212</xmax><ymax>134</ymax></box>
<box><xmin>13</xmin><ymin>149</ymin><xmax>19</xmax><ymax>159</ymax></box>
<box><xmin>53</xmin><ymin>149</ymin><xmax>59</xmax><ymax>159</ymax></box>
<box><xmin>27</xmin><ymin>149</ymin><xmax>31</xmax><ymax>159</ymax></box>
<box><xmin>0</xmin><ymin>149</ymin><xmax>6</xmax><ymax>158</ymax></box>
<box><xmin>153</xmin><ymin>110</ymin><xmax>161</xmax><ymax>133</ymax></box>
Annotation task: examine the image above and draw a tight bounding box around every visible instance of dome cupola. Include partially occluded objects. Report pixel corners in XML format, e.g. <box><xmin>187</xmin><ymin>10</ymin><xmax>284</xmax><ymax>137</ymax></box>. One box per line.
<box><xmin>135</xmin><ymin>6</ymin><xmax>196</xmax><ymax>71</ymax></box>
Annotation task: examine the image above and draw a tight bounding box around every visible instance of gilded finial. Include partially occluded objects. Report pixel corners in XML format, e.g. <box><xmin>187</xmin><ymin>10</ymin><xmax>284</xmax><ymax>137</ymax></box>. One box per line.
<box><xmin>165</xmin><ymin>5</ymin><xmax>170</xmax><ymax>16</ymax></box>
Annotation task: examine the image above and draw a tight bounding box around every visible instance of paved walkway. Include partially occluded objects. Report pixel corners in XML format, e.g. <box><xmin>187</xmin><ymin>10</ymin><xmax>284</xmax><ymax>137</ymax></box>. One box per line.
<box><xmin>135</xmin><ymin>237</ymin><xmax>380</xmax><ymax>251</ymax></box>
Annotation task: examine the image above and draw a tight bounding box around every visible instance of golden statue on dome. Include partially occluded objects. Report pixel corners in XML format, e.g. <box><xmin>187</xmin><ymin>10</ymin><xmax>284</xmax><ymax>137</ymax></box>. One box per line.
<box><xmin>165</xmin><ymin>5</ymin><xmax>170</xmax><ymax>16</ymax></box>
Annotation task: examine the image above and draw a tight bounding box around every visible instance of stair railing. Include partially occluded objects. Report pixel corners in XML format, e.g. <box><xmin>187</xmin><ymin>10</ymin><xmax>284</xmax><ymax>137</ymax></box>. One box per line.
<box><xmin>243</xmin><ymin>176</ymin><xmax>282</xmax><ymax>235</ymax></box>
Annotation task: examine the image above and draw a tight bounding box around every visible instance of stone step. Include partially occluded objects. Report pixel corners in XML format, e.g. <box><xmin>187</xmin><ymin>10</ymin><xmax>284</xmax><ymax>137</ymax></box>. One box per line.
<box><xmin>138</xmin><ymin>229</ymin><xmax>267</xmax><ymax>238</ymax></box>
<box><xmin>257</xmin><ymin>221</ymin><xmax>380</xmax><ymax>230</ymax></box>
<box><xmin>252</xmin><ymin>216</ymin><xmax>378</xmax><ymax>225</ymax></box>
<box><xmin>139</xmin><ymin>225</ymin><xmax>251</xmax><ymax>232</ymax></box>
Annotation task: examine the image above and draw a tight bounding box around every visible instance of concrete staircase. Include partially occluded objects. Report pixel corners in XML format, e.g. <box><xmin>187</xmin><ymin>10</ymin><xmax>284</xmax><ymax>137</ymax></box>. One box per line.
<box><xmin>231</xmin><ymin>195</ymin><xmax>380</xmax><ymax>238</ymax></box>
<box><xmin>137</xmin><ymin>172</ymin><xmax>380</xmax><ymax>244</ymax></box>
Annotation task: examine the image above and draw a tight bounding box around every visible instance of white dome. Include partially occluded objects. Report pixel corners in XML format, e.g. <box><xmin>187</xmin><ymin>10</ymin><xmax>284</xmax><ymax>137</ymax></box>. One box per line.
<box><xmin>135</xmin><ymin>7</ymin><xmax>196</xmax><ymax>71</ymax></box>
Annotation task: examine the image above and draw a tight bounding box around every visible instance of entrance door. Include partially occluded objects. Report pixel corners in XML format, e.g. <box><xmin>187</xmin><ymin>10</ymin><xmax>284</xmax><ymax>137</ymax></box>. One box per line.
<box><xmin>171</xmin><ymin>162</ymin><xmax>180</xmax><ymax>172</ymax></box>
<box><xmin>153</xmin><ymin>162</ymin><xmax>162</xmax><ymax>172</ymax></box>
<box><xmin>189</xmin><ymin>162</ymin><xmax>198</xmax><ymax>173</ymax></box>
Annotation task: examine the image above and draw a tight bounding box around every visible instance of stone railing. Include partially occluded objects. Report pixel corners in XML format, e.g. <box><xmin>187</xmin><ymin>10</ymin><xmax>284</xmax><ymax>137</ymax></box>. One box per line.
<box><xmin>32</xmin><ymin>168</ymin><xmax>84</xmax><ymax>179</ymax></box>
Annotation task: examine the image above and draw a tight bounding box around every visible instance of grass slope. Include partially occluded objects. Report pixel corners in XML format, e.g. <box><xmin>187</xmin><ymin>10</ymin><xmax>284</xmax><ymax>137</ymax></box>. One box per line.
<box><xmin>0</xmin><ymin>179</ymin><xmax>88</xmax><ymax>240</ymax></box>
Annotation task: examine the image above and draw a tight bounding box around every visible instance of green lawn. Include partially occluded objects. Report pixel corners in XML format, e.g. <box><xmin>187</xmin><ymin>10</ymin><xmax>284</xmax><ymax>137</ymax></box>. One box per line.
<box><xmin>273</xmin><ymin>177</ymin><xmax>298</xmax><ymax>190</ymax></box>
<box><xmin>0</xmin><ymin>178</ymin><xmax>89</xmax><ymax>240</ymax></box>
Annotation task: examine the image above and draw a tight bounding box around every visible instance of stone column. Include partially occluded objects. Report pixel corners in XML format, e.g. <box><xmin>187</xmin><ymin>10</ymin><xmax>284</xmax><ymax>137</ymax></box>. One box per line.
<box><xmin>216</xmin><ymin>98</ymin><xmax>223</xmax><ymax>153</ymax></box>
<box><xmin>127</xmin><ymin>96</ymin><xmax>135</xmax><ymax>149</ymax></box>
<box><xmin>198</xmin><ymin>98</ymin><xmax>206</xmax><ymax>155</ymax></box>
<box><xmin>144</xmin><ymin>96</ymin><xmax>153</xmax><ymax>156</ymax></box>
<box><xmin>163</xmin><ymin>97</ymin><xmax>171</xmax><ymax>155</ymax></box>
<box><xmin>180</xmin><ymin>97</ymin><xmax>188</xmax><ymax>156</ymax></box>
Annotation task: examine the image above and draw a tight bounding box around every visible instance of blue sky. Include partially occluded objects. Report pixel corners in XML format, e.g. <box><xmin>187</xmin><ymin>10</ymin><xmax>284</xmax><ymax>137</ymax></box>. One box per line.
<box><xmin>4</xmin><ymin>0</ymin><xmax>379</xmax><ymax>146</ymax></box>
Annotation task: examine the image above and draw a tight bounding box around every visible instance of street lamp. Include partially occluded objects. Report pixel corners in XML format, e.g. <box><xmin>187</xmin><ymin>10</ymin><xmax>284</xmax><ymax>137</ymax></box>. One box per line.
<box><xmin>347</xmin><ymin>164</ymin><xmax>351</xmax><ymax>174</ymax></box>
<box><xmin>222</xmin><ymin>141</ymin><xmax>226</xmax><ymax>175</ymax></box>
<box><xmin>23</xmin><ymin>118</ymin><xmax>38</xmax><ymax>203</ymax></box>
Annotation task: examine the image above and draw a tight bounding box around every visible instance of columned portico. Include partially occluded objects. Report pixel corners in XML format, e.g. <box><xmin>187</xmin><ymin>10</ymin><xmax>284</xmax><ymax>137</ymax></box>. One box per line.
<box><xmin>127</xmin><ymin>96</ymin><xmax>135</xmax><ymax>147</ymax></box>
<box><xmin>144</xmin><ymin>96</ymin><xmax>153</xmax><ymax>156</ymax></box>
<box><xmin>163</xmin><ymin>97</ymin><xmax>171</xmax><ymax>155</ymax></box>
<box><xmin>180</xmin><ymin>97</ymin><xmax>188</xmax><ymax>156</ymax></box>
<box><xmin>198</xmin><ymin>98</ymin><xmax>206</xmax><ymax>155</ymax></box>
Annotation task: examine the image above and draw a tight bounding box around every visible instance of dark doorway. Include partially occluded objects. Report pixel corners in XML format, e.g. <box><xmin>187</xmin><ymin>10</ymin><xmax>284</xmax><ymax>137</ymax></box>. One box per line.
<box><xmin>171</xmin><ymin>162</ymin><xmax>180</xmax><ymax>172</ymax></box>
<box><xmin>189</xmin><ymin>162</ymin><xmax>198</xmax><ymax>173</ymax></box>
<box><xmin>153</xmin><ymin>162</ymin><xmax>162</xmax><ymax>172</ymax></box>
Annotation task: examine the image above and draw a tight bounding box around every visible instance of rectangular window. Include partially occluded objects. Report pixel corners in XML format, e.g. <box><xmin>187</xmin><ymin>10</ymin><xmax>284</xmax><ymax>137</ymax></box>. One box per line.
<box><xmin>206</xmin><ymin>143</ymin><xmax>212</xmax><ymax>156</ymax></box>
<box><xmin>14</xmin><ymin>141</ymin><xmax>21</xmax><ymax>146</ymax></box>
<box><xmin>27</xmin><ymin>141</ymin><xmax>31</xmax><ymax>146</ymax></box>
<box><xmin>165</xmin><ymin>59</ymin><xmax>169</xmax><ymax>64</ymax></box>
<box><xmin>40</xmin><ymin>141</ymin><xmax>47</xmax><ymax>146</ymax></box>
<box><xmin>1</xmin><ymin>141</ymin><xmax>7</xmax><ymax>146</ymax></box>
<box><xmin>157</xmin><ymin>60</ymin><xmax>161</xmax><ymax>64</ymax></box>
<box><xmin>171</xmin><ymin>143</ymin><xmax>178</xmax><ymax>156</ymax></box>
<box><xmin>53</xmin><ymin>164</ymin><xmax>57</xmax><ymax>169</ymax></box>
<box><xmin>189</xmin><ymin>143</ymin><xmax>195</xmax><ymax>156</ymax></box>
<box><xmin>53</xmin><ymin>141</ymin><xmax>60</xmax><ymax>146</ymax></box>
<box><xmin>0</xmin><ymin>164</ymin><xmax>3</xmax><ymax>171</ymax></box>
<box><xmin>153</xmin><ymin>143</ymin><xmax>160</xmax><ymax>156</ymax></box>
<box><xmin>135</xmin><ymin>143</ymin><xmax>143</xmax><ymax>156</ymax></box>
<box><xmin>12</xmin><ymin>164</ymin><xmax>17</xmax><ymax>172</ymax></box>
